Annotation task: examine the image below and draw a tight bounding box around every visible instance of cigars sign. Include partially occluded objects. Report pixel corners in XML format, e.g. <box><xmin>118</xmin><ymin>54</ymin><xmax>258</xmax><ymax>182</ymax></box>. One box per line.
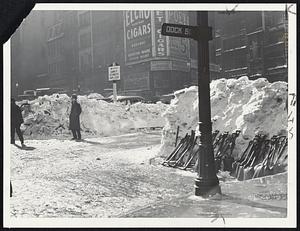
<box><xmin>124</xmin><ymin>11</ymin><xmax>190</xmax><ymax>65</ymax></box>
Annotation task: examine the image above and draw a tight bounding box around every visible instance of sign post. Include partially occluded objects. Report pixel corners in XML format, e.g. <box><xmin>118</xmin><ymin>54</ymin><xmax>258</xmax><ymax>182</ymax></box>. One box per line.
<box><xmin>108</xmin><ymin>62</ymin><xmax>120</xmax><ymax>103</ymax></box>
<box><xmin>161</xmin><ymin>12</ymin><xmax>220</xmax><ymax>197</ymax></box>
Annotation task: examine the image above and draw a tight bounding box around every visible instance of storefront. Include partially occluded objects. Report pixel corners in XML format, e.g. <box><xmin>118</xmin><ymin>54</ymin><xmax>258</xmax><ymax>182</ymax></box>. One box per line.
<box><xmin>123</xmin><ymin>10</ymin><xmax>191</xmax><ymax>98</ymax></box>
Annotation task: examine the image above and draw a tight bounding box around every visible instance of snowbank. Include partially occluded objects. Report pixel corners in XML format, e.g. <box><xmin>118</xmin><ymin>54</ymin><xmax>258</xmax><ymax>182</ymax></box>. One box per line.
<box><xmin>20</xmin><ymin>94</ymin><xmax>168</xmax><ymax>138</ymax></box>
<box><xmin>159</xmin><ymin>76</ymin><xmax>288</xmax><ymax>158</ymax></box>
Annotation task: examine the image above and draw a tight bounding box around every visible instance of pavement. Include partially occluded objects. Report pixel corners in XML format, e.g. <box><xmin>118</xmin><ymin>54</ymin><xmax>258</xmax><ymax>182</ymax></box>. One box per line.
<box><xmin>123</xmin><ymin>172</ymin><xmax>287</xmax><ymax>218</ymax></box>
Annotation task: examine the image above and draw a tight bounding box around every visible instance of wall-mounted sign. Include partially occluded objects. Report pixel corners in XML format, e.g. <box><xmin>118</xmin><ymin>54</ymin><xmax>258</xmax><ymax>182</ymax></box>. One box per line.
<box><xmin>167</xmin><ymin>11</ymin><xmax>190</xmax><ymax>61</ymax></box>
<box><xmin>123</xmin><ymin>11</ymin><xmax>190</xmax><ymax>65</ymax></box>
<box><xmin>150</xmin><ymin>60</ymin><xmax>172</xmax><ymax>71</ymax></box>
<box><xmin>153</xmin><ymin>11</ymin><xmax>167</xmax><ymax>58</ymax></box>
<box><xmin>172</xmin><ymin>60</ymin><xmax>190</xmax><ymax>72</ymax></box>
<box><xmin>124</xmin><ymin>72</ymin><xmax>150</xmax><ymax>90</ymax></box>
<box><xmin>124</xmin><ymin>11</ymin><xmax>152</xmax><ymax>65</ymax></box>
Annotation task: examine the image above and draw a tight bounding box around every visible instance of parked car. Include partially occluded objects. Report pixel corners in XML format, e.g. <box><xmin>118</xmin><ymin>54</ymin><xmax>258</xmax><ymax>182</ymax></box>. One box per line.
<box><xmin>23</xmin><ymin>89</ymin><xmax>36</xmax><ymax>96</ymax></box>
<box><xmin>36</xmin><ymin>87</ymin><xmax>66</xmax><ymax>97</ymax></box>
<box><xmin>100</xmin><ymin>95</ymin><xmax>145</xmax><ymax>104</ymax></box>
<box><xmin>36</xmin><ymin>88</ymin><xmax>52</xmax><ymax>96</ymax></box>
<box><xmin>17</xmin><ymin>94</ymin><xmax>35</xmax><ymax>101</ymax></box>
<box><xmin>159</xmin><ymin>93</ymin><xmax>175</xmax><ymax>104</ymax></box>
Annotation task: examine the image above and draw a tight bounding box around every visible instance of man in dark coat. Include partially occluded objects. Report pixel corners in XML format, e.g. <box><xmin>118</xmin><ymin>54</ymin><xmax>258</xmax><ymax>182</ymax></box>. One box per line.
<box><xmin>69</xmin><ymin>94</ymin><xmax>82</xmax><ymax>140</ymax></box>
<box><xmin>11</xmin><ymin>98</ymin><xmax>24</xmax><ymax>145</ymax></box>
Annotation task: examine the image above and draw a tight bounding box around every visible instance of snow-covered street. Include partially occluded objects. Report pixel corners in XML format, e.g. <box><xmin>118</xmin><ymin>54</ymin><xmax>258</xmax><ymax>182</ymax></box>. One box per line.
<box><xmin>10</xmin><ymin>131</ymin><xmax>197</xmax><ymax>218</ymax></box>
<box><xmin>10</xmin><ymin>130</ymin><xmax>287</xmax><ymax>219</ymax></box>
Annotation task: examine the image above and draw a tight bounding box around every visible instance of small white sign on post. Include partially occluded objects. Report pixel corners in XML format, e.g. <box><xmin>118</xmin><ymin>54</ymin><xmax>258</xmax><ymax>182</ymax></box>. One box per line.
<box><xmin>108</xmin><ymin>65</ymin><xmax>120</xmax><ymax>81</ymax></box>
<box><xmin>108</xmin><ymin>63</ymin><xmax>120</xmax><ymax>103</ymax></box>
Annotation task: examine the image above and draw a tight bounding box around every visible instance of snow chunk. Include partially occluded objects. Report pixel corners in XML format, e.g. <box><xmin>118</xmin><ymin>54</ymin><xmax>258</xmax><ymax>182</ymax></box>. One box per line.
<box><xmin>158</xmin><ymin>76</ymin><xmax>288</xmax><ymax>159</ymax></box>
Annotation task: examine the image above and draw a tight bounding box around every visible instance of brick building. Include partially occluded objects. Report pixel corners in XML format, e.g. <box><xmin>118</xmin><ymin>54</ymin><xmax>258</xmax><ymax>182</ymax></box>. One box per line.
<box><xmin>11</xmin><ymin>10</ymin><xmax>287</xmax><ymax>99</ymax></box>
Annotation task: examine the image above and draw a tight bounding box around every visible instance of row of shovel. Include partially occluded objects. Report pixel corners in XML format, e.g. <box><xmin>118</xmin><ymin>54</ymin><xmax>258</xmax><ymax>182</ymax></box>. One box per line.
<box><xmin>162</xmin><ymin>130</ymin><xmax>199</xmax><ymax>170</ymax></box>
<box><xmin>162</xmin><ymin>130</ymin><xmax>240</xmax><ymax>171</ymax></box>
<box><xmin>231</xmin><ymin>134</ymin><xmax>288</xmax><ymax>181</ymax></box>
<box><xmin>163</xmin><ymin>129</ymin><xmax>288</xmax><ymax>181</ymax></box>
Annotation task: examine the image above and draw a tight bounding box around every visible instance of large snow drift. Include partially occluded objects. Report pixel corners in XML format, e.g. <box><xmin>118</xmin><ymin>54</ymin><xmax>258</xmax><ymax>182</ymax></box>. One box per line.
<box><xmin>159</xmin><ymin>76</ymin><xmax>288</xmax><ymax>158</ymax></box>
<box><xmin>20</xmin><ymin>94</ymin><xmax>168</xmax><ymax>138</ymax></box>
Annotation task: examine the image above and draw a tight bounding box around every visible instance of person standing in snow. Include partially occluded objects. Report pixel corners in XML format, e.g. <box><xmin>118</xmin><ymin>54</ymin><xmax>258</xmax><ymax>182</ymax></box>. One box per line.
<box><xmin>11</xmin><ymin>98</ymin><xmax>25</xmax><ymax>146</ymax></box>
<box><xmin>69</xmin><ymin>94</ymin><xmax>82</xmax><ymax>141</ymax></box>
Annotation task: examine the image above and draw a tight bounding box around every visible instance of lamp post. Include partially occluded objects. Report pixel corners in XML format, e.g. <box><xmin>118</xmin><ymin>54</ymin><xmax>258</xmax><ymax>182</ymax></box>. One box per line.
<box><xmin>194</xmin><ymin>11</ymin><xmax>221</xmax><ymax>197</ymax></box>
<box><xmin>160</xmin><ymin>11</ymin><xmax>221</xmax><ymax>197</ymax></box>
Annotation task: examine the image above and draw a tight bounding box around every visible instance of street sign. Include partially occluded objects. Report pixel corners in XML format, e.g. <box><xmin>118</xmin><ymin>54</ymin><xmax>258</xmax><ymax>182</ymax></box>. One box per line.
<box><xmin>108</xmin><ymin>65</ymin><xmax>120</xmax><ymax>81</ymax></box>
<box><xmin>161</xmin><ymin>23</ymin><xmax>194</xmax><ymax>38</ymax></box>
<box><xmin>161</xmin><ymin>23</ymin><xmax>212</xmax><ymax>41</ymax></box>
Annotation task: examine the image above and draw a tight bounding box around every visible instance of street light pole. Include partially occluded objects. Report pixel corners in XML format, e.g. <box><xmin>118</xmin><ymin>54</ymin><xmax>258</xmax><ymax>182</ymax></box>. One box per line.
<box><xmin>194</xmin><ymin>11</ymin><xmax>221</xmax><ymax>197</ymax></box>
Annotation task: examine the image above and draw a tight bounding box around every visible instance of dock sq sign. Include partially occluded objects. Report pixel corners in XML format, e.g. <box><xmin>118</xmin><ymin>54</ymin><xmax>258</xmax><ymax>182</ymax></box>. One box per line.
<box><xmin>161</xmin><ymin>23</ymin><xmax>212</xmax><ymax>41</ymax></box>
<box><xmin>161</xmin><ymin>23</ymin><xmax>193</xmax><ymax>38</ymax></box>
<box><xmin>108</xmin><ymin>65</ymin><xmax>121</xmax><ymax>81</ymax></box>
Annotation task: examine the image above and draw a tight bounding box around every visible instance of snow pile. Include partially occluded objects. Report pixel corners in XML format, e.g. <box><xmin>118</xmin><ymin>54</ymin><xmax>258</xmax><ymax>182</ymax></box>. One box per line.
<box><xmin>159</xmin><ymin>76</ymin><xmax>288</xmax><ymax>158</ymax></box>
<box><xmin>20</xmin><ymin>94</ymin><xmax>168</xmax><ymax>138</ymax></box>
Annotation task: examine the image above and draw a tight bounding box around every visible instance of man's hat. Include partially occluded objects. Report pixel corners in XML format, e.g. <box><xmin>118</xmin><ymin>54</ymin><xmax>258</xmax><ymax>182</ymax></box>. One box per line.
<box><xmin>71</xmin><ymin>94</ymin><xmax>77</xmax><ymax>99</ymax></box>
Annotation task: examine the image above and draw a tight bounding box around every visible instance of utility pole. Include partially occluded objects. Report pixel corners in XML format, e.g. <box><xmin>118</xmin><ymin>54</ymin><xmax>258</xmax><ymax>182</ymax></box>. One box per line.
<box><xmin>194</xmin><ymin>11</ymin><xmax>221</xmax><ymax>197</ymax></box>
<box><xmin>161</xmin><ymin>11</ymin><xmax>221</xmax><ymax>197</ymax></box>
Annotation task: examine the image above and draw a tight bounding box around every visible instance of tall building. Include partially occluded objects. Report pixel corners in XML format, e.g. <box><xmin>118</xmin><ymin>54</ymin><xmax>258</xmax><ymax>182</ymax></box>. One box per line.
<box><xmin>11</xmin><ymin>11</ymin><xmax>49</xmax><ymax>97</ymax></box>
<box><xmin>214</xmin><ymin>11</ymin><xmax>288</xmax><ymax>82</ymax></box>
<box><xmin>11</xmin><ymin>10</ymin><xmax>288</xmax><ymax>99</ymax></box>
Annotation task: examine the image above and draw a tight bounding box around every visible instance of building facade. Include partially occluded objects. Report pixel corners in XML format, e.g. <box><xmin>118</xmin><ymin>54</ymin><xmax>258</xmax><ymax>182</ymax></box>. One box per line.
<box><xmin>214</xmin><ymin>11</ymin><xmax>288</xmax><ymax>82</ymax></box>
<box><xmin>11</xmin><ymin>10</ymin><xmax>288</xmax><ymax>99</ymax></box>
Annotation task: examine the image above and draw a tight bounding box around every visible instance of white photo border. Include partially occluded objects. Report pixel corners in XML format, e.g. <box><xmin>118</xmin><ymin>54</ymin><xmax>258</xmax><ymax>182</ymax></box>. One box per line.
<box><xmin>3</xmin><ymin>3</ymin><xmax>297</xmax><ymax>228</ymax></box>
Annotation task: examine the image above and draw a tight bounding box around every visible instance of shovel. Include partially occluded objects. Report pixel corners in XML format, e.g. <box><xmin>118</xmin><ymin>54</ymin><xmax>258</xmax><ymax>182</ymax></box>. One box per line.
<box><xmin>252</xmin><ymin>140</ymin><xmax>272</xmax><ymax>178</ymax></box>
<box><xmin>179</xmin><ymin>139</ymin><xmax>200</xmax><ymax>170</ymax></box>
<box><xmin>212</xmin><ymin>130</ymin><xmax>220</xmax><ymax>143</ymax></box>
<box><xmin>269</xmin><ymin>138</ymin><xmax>288</xmax><ymax>175</ymax></box>
<box><xmin>167</xmin><ymin>139</ymin><xmax>190</xmax><ymax>166</ymax></box>
<box><xmin>171</xmin><ymin>130</ymin><xmax>196</xmax><ymax>167</ymax></box>
<box><xmin>231</xmin><ymin>140</ymin><xmax>254</xmax><ymax>177</ymax></box>
<box><xmin>257</xmin><ymin>141</ymin><xmax>279</xmax><ymax>177</ymax></box>
<box><xmin>236</xmin><ymin>136</ymin><xmax>264</xmax><ymax>181</ymax></box>
<box><xmin>214</xmin><ymin>132</ymin><xmax>229</xmax><ymax>157</ymax></box>
<box><xmin>164</xmin><ymin>133</ymin><xmax>189</xmax><ymax>163</ymax></box>
<box><xmin>261</xmin><ymin>136</ymin><xmax>287</xmax><ymax>177</ymax></box>
<box><xmin>235</xmin><ymin>138</ymin><xmax>259</xmax><ymax>179</ymax></box>
<box><xmin>168</xmin><ymin>130</ymin><xmax>195</xmax><ymax>167</ymax></box>
<box><xmin>244</xmin><ymin>139</ymin><xmax>272</xmax><ymax>180</ymax></box>
<box><xmin>179</xmin><ymin>135</ymin><xmax>199</xmax><ymax>169</ymax></box>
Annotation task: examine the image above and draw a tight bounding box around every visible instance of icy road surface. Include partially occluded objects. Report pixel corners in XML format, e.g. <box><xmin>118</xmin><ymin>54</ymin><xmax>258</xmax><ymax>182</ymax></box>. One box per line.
<box><xmin>10</xmin><ymin>131</ymin><xmax>196</xmax><ymax>218</ymax></box>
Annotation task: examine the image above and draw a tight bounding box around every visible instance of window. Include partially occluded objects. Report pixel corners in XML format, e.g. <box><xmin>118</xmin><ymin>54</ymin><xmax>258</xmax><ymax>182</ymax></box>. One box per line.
<box><xmin>48</xmin><ymin>63</ymin><xmax>56</xmax><ymax>74</ymax></box>
<box><xmin>223</xmin><ymin>52</ymin><xmax>247</xmax><ymax>70</ymax></box>
<box><xmin>265</xmin><ymin>12</ymin><xmax>284</xmax><ymax>27</ymax></box>
<box><xmin>47</xmin><ymin>38</ymin><xmax>63</xmax><ymax>57</ymax></box>
<box><xmin>245</xmin><ymin>12</ymin><xmax>263</xmax><ymax>33</ymax></box>
<box><xmin>48</xmin><ymin>61</ymin><xmax>64</xmax><ymax>74</ymax></box>
<box><xmin>48</xmin><ymin>28</ymin><xmax>54</xmax><ymax>40</ymax></box>
<box><xmin>47</xmin><ymin>23</ymin><xmax>64</xmax><ymax>41</ymax></box>
<box><xmin>79</xmin><ymin>11</ymin><xmax>91</xmax><ymax>27</ymax></box>
<box><xmin>79</xmin><ymin>51</ymin><xmax>92</xmax><ymax>72</ymax></box>
<box><xmin>223</xmin><ymin>36</ymin><xmax>246</xmax><ymax>51</ymax></box>
<box><xmin>79</xmin><ymin>32</ymin><xmax>91</xmax><ymax>49</ymax></box>
<box><xmin>55</xmin><ymin>11</ymin><xmax>64</xmax><ymax>21</ymax></box>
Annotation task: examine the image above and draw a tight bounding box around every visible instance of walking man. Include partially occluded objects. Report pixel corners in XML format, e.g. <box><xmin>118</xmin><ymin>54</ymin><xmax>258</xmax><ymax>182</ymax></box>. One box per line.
<box><xmin>11</xmin><ymin>98</ymin><xmax>24</xmax><ymax>146</ymax></box>
<box><xmin>69</xmin><ymin>94</ymin><xmax>82</xmax><ymax>141</ymax></box>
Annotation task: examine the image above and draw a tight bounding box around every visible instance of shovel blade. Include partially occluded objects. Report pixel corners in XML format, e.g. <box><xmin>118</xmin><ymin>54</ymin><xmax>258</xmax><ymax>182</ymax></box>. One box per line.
<box><xmin>237</xmin><ymin>165</ymin><xmax>245</xmax><ymax>181</ymax></box>
<box><xmin>243</xmin><ymin>167</ymin><xmax>254</xmax><ymax>180</ymax></box>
